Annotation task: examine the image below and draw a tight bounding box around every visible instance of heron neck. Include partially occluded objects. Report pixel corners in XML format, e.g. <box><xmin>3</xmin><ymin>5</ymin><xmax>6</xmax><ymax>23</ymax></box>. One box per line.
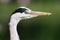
<box><xmin>9</xmin><ymin>22</ymin><xmax>20</xmax><ymax>40</ymax></box>
<box><xmin>10</xmin><ymin>25</ymin><xmax>20</xmax><ymax>40</ymax></box>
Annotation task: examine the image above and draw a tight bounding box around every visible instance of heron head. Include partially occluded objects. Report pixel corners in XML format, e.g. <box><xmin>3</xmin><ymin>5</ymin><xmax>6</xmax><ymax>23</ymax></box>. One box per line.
<box><xmin>11</xmin><ymin>6</ymin><xmax>51</xmax><ymax>20</ymax></box>
<box><xmin>9</xmin><ymin>6</ymin><xmax>52</xmax><ymax>26</ymax></box>
<box><xmin>18</xmin><ymin>6</ymin><xmax>51</xmax><ymax>19</ymax></box>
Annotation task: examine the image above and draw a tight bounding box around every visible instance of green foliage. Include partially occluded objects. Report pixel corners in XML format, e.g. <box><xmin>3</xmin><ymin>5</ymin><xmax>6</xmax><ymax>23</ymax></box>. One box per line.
<box><xmin>0</xmin><ymin>2</ymin><xmax>60</xmax><ymax>40</ymax></box>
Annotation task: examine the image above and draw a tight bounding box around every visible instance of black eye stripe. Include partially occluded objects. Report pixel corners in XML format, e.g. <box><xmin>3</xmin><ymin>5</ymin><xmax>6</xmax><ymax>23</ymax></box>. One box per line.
<box><xmin>12</xmin><ymin>8</ymin><xmax>27</xmax><ymax>15</ymax></box>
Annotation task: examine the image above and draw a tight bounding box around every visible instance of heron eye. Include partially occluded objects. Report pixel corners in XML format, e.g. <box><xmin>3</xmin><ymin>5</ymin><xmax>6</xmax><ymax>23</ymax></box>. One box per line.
<box><xmin>25</xmin><ymin>11</ymin><xmax>29</xmax><ymax>14</ymax></box>
<box><xmin>25</xmin><ymin>9</ymin><xmax>32</xmax><ymax>14</ymax></box>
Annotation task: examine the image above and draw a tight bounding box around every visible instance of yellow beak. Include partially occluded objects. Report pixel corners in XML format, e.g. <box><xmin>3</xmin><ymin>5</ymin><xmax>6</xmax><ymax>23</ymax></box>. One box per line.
<box><xmin>30</xmin><ymin>11</ymin><xmax>52</xmax><ymax>16</ymax></box>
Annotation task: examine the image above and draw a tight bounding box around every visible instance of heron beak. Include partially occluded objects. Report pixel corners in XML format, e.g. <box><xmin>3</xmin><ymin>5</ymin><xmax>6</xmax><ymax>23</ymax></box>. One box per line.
<box><xmin>30</xmin><ymin>11</ymin><xmax>52</xmax><ymax>16</ymax></box>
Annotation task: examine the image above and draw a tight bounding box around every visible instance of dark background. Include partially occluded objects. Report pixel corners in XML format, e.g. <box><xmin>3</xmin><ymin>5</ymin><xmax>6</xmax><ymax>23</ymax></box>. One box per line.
<box><xmin>0</xmin><ymin>0</ymin><xmax>60</xmax><ymax>40</ymax></box>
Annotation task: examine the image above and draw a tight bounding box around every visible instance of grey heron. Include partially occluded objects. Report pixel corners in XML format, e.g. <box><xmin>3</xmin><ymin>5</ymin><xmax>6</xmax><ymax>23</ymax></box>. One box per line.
<box><xmin>9</xmin><ymin>6</ymin><xmax>51</xmax><ymax>40</ymax></box>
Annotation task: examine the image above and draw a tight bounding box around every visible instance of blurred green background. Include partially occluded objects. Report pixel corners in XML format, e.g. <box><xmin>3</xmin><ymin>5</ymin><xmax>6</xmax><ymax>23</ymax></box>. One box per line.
<box><xmin>0</xmin><ymin>0</ymin><xmax>60</xmax><ymax>40</ymax></box>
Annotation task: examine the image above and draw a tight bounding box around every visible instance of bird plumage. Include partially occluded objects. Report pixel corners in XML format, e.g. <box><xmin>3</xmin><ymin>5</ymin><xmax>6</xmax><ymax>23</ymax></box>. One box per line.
<box><xmin>9</xmin><ymin>6</ymin><xmax>34</xmax><ymax>40</ymax></box>
<box><xmin>9</xmin><ymin>6</ymin><xmax>51</xmax><ymax>40</ymax></box>
<box><xmin>12</xmin><ymin>8</ymin><xmax>27</xmax><ymax>14</ymax></box>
